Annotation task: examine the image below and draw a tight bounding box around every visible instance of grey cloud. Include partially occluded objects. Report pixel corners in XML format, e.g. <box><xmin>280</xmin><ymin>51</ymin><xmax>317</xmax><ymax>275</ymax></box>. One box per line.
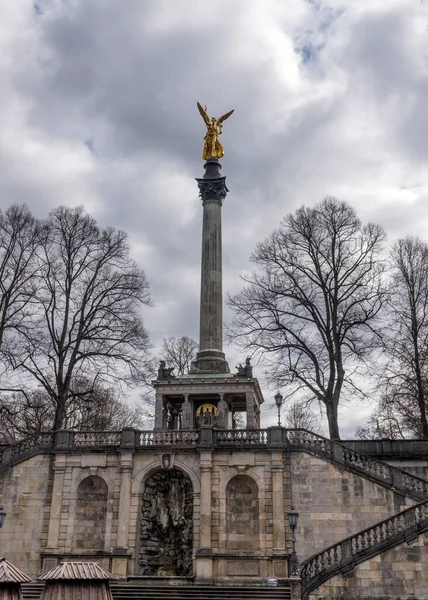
<box><xmin>1</xmin><ymin>0</ymin><xmax>428</xmax><ymax>434</ymax></box>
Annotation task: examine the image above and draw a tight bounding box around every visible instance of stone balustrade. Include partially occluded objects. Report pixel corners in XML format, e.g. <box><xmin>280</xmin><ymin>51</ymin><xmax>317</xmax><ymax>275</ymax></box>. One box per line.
<box><xmin>139</xmin><ymin>430</ymin><xmax>199</xmax><ymax>446</ymax></box>
<box><xmin>73</xmin><ymin>431</ymin><xmax>122</xmax><ymax>447</ymax></box>
<box><xmin>215</xmin><ymin>429</ymin><xmax>268</xmax><ymax>446</ymax></box>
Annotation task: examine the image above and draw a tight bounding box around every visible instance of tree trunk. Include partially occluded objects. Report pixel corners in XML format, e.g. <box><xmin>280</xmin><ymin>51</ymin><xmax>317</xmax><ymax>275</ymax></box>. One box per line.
<box><xmin>412</xmin><ymin>332</ymin><xmax>428</xmax><ymax>438</ymax></box>
<box><xmin>53</xmin><ymin>397</ymin><xmax>66</xmax><ymax>431</ymax></box>
<box><xmin>326</xmin><ymin>402</ymin><xmax>341</xmax><ymax>440</ymax></box>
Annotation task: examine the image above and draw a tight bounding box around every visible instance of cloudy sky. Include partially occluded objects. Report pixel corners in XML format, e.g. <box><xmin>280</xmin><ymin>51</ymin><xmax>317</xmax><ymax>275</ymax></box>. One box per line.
<box><xmin>1</xmin><ymin>0</ymin><xmax>428</xmax><ymax>435</ymax></box>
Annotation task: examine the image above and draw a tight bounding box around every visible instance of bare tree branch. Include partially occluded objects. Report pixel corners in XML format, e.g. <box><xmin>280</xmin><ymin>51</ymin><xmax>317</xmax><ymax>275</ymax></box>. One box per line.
<box><xmin>228</xmin><ymin>197</ymin><xmax>386</xmax><ymax>439</ymax></box>
<box><xmin>10</xmin><ymin>206</ymin><xmax>152</xmax><ymax>430</ymax></box>
<box><xmin>376</xmin><ymin>237</ymin><xmax>428</xmax><ymax>438</ymax></box>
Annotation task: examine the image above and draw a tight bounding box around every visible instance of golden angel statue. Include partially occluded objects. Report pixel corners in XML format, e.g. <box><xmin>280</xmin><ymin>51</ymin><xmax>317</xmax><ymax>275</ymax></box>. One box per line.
<box><xmin>197</xmin><ymin>102</ymin><xmax>234</xmax><ymax>160</ymax></box>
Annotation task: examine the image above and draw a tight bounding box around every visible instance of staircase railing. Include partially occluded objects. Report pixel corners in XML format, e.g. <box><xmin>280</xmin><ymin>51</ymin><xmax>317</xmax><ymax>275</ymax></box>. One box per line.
<box><xmin>300</xmin><ymin>498</ymin><xmax>428</xmax><ymax>599</ymax></box>
<box><xmin>0</xmin><ymin>432</ymin><xmax>54</xmax><ymax>469</ymax></box>
<box><xmin>286</xmin><ymin>428</ymin><xmax>428</xmax><ymax>501</ymax></box>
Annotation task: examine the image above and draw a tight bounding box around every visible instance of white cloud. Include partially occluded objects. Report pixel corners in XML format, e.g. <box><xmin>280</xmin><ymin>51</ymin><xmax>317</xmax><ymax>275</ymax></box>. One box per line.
<box><xmin>1</xmin><ymin>0</ymin><xmax>427</xmax><ymax>435</ymax></box>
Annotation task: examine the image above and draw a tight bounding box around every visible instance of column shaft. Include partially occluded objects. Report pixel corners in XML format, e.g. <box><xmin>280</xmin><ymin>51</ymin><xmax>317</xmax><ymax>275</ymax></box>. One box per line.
<box><xmin>272</xmin><ymin>452</ymin><xmax>286</xmax><ymax>553</ymax></box>
<box><xmin>199</xmin><ymin>452</ymin><xmax>213</xmax><ymax>551</ymax></box>
<box><xmin>246</xmin><ymin>392</ymin><xmax>255</xmax><ymax>430</ymax></box>
<box><xmin>117</xmin><ymin>452</ymin><xmax>133</xmax><ymax>549</ymax></box>
<box><xmin>154</xmin><ymin>392</ymin><xmax>163</xmax><ymax>430</ymax></box>
<box><xmin>46</xmin><ymin>459</ymin><xmax>66</xmax><ymax>549</ymax></box>
<box><xmin>200</xmin><ymin>200</ymin><xmax>223</xmax><ymax>352</ymax></box>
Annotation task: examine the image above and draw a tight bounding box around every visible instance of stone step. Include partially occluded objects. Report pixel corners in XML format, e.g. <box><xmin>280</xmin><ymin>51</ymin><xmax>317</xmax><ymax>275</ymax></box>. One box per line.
<box><xmin>22</xmin><ymin>582</ymin><xmax>291</xmax><ymax>600</ymax></box>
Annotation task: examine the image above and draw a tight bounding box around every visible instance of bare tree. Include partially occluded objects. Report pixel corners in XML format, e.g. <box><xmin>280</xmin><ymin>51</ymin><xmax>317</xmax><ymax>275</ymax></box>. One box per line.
<box><xmin>0</xmin><ymin>205</ymin><xmax>40</xmax><ymax>373</ymax></box>
<box><xmin>161</xmin><ymin>336</ymin><xmax>198</xmax><ymax>375</ymax></box>
<box><xmin>284</xmin><ymin>401</ymin><xmax>325</xmax><ymax>434</ymax></box>
<box><xmin>0</xmin><ymin>381</ymin><xmax>151</xmax><ymax>443</ymax></box>
<box><xmin>229</xmin><ymin>197</ymin><xmax>386</xmax><ymax>439</ymax></box>
<box><xmin>355</xmin><ymin>401</ymin><xmax>409</xmax><ymax>440</ymax></box>
<box><xmin>380</xmin><ymin>237</ymin><xmax>428</xmax><ymax>438</ymax></box>
<box><xmin>12</xmin><ymin>206</ymin><xmax>152</xmax><ymax>431</ymax></box>
<box><xmin>136</xmin><ymin>337</ymin><xmax>199</xmax><ymax>430</ymax></box>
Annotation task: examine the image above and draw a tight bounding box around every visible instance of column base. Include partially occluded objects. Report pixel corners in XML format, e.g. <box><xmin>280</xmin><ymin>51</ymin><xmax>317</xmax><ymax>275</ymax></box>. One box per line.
<box><xmin>195</xmin><ymin>555</ymin><xmax>213</xmax><ymax>582</ymax></box>
<box><xmin>111</xmin><ymin>556</ymin><xmax>128</xmax><ymax>579</ymax></box>
<box><xmin>190</xmin><ymin>350</ymin><xmax>230</xmax><ymax>374</ymax></box>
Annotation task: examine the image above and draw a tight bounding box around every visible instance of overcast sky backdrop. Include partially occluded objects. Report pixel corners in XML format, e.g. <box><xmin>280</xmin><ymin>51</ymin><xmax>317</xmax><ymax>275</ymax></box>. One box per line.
<box><xmin>1</xmin><ymin>0</ymin><xmax>428</xmax><ymax>435</ymax></box>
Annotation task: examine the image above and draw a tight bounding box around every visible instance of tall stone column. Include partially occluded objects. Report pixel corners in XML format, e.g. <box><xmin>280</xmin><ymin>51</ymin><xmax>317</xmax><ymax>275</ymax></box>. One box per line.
<box><xmin>191</xmin><ymin>157</ymin><xmax>229</xmax><ymax>374</ymax></box>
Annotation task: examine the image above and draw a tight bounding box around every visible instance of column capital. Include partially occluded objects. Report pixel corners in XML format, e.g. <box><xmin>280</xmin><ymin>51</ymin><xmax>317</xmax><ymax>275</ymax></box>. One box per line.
<box><xmin>199</xmin><ymin>450</ymin><xmax>213</xmax><ymax>470</ymax></box>
<box><xmin>196</xmin><ymin>177</ymin><xmax>228</xmax><ymax>206</ymax></box>
<box><xmin>119</xmin><ymin>451</ymin><xmax>134</xmax><ymax>472</ymax></box>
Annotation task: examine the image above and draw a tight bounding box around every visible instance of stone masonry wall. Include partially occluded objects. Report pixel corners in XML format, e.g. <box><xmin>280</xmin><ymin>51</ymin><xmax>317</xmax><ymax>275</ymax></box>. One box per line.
<box><xmin>386</xmin><ymin>458</ymin><xmax>428</xmax><ymax>480</ymax></box>
<box><xmin>290</xmin><ymin>452</ymin><xmax>415</xmax><ymax>561</ymax></box>
<box><xmin>310</xmin><ymin>531</ymin><xmax>428</xmax><ymax>599</ymax></box>
<box><xmin>2</xmin><ymin>445</ymin><xmax>424</xmax><ymax>583</ymax></box>
<box><xmin>73</xmin><ymin>475</ymin><xmax>108</xmax><ymax>549</ymax></box>
<box><xmin>55</xmin><ymin>453</ymin><xmax>121</xmax><ymax>553</ymax></box>
<box><xmin>212</xmin><ymin>451</ymin><xmax>272</xmax><ymax>555</ymax></box>
<box><xmin>0</xmin><ymin>454</ymin><xmax>53</xmax><ymax>577</ymax></box>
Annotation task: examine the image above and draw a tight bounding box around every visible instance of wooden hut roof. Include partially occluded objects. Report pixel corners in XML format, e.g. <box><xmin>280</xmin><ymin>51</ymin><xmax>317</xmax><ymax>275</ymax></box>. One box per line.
<box><xmin>39</xmin><ymin>563</ymin><xmax>116</xmax><ymax>581</ymax></box>
<box><xmin>0</xmin><ymin>558</ymin><xmax>32</xmax><ymax>584</ymax></box>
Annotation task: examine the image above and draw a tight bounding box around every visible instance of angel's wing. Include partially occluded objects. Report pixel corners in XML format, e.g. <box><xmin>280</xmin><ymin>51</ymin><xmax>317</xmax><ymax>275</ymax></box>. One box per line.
<box><xmin>197</xmin><ymin>102</ymin><xmax>211</xmax><ymax>127</ymax></box>
<box><xmin>217</xmin><ymin>109</ymin><xmax>234</xmax><ymax>125</ymax></box>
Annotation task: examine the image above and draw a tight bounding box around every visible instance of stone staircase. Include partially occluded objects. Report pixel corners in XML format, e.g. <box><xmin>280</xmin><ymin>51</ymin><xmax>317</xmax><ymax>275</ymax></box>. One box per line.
<box><xmin>300</xmin><ymin>497</ymin><xmax>428</xmax><ymax>599</ymax></box>
<box><xmin>22</xmin><ymin>581</ymin><xmax>291</xmax><ymax>600</ymax></box>
<box><xmin>285</xmin><ymin>430</ymin><xmax>428</xmax><ymax>599</ymax></box>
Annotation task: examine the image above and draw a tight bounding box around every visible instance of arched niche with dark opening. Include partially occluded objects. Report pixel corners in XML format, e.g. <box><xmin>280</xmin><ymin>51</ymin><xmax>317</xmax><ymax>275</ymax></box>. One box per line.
<box><xmin>138</xmin><ymin>468</ymin><xmax>193</xmax><ymax>576</ymax></box>
<box><xmin>73</xmin><ymin>475</ymin><xmax>108</xmax><ymax>549</ymax></box>
<box><xmin>226</xmin><ymin>474</ymin><xmax>259</xmax><ymax>551</ymax></box>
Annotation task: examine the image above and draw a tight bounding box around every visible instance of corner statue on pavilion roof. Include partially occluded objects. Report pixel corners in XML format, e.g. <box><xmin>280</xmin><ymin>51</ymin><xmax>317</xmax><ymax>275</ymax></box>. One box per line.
<box><xmin>197</xmin><ymin>102</ymin><xmax>234</xmax><ymax>160</ymax></box>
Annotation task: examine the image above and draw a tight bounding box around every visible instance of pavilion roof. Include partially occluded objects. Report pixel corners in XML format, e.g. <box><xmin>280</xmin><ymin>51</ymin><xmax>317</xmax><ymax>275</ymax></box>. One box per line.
<box><xmin>39</xmin><ymin>563</ymin><xmax>116</xmax><ymax>581</ymax></box>
<box><xmin>0</xmin><ymin>557</ymin><xmax>32</xmax><ymax>584</ymax></box>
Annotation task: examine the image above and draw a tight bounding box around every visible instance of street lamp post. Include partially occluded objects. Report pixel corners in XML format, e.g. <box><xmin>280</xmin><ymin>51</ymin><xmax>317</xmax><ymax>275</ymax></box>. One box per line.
<box><xmin>0</xmin><ymin>506</ymin><xmax>6</xmax><ymax>528</ymax></box>
<box><xmin>288</xmin><ymin>506</ymin><xmax>299</xmax><ymax>577</ymax></box>
<box><xmin>274</xmin><ymin>391</ymin><xmax>283</xmax><ymax>426</ymax></box>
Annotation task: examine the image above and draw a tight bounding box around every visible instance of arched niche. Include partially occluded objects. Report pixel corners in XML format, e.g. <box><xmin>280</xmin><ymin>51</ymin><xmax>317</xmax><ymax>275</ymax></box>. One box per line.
<box><xmin>73</xmin><ymin>475</ymin><xmax>108</xmax><ymax>549</ymax></box>
<box><xmin>138</xmin><ymin>468</ymin><xmax>193</xmax><ymax>576</ymax></box>
<box><xmin>226</xmin><ymin>474</ymin><xmax>260</xmax><ymax>551</ymax></box>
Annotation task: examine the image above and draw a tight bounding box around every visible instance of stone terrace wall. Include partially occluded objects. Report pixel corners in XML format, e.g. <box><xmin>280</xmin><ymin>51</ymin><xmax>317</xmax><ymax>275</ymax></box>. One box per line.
<box><xmin>0</xmin><ymin>454</ymin><xmax>53</xmax><ymax>577</ymax></box>
<box><xmin>290</xmin><ymin>452</ymin><xmax>415</xmax><ymax>561</ymax></box>
<box><xmin>310</xmin><ymin>531</ymin><xmax>428</xmax><ymax>599</ymax></box>
<box><xmin>385</xmin><ymin>459</ymin><xmax>428</xmax><ymax>480</ymax></box>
